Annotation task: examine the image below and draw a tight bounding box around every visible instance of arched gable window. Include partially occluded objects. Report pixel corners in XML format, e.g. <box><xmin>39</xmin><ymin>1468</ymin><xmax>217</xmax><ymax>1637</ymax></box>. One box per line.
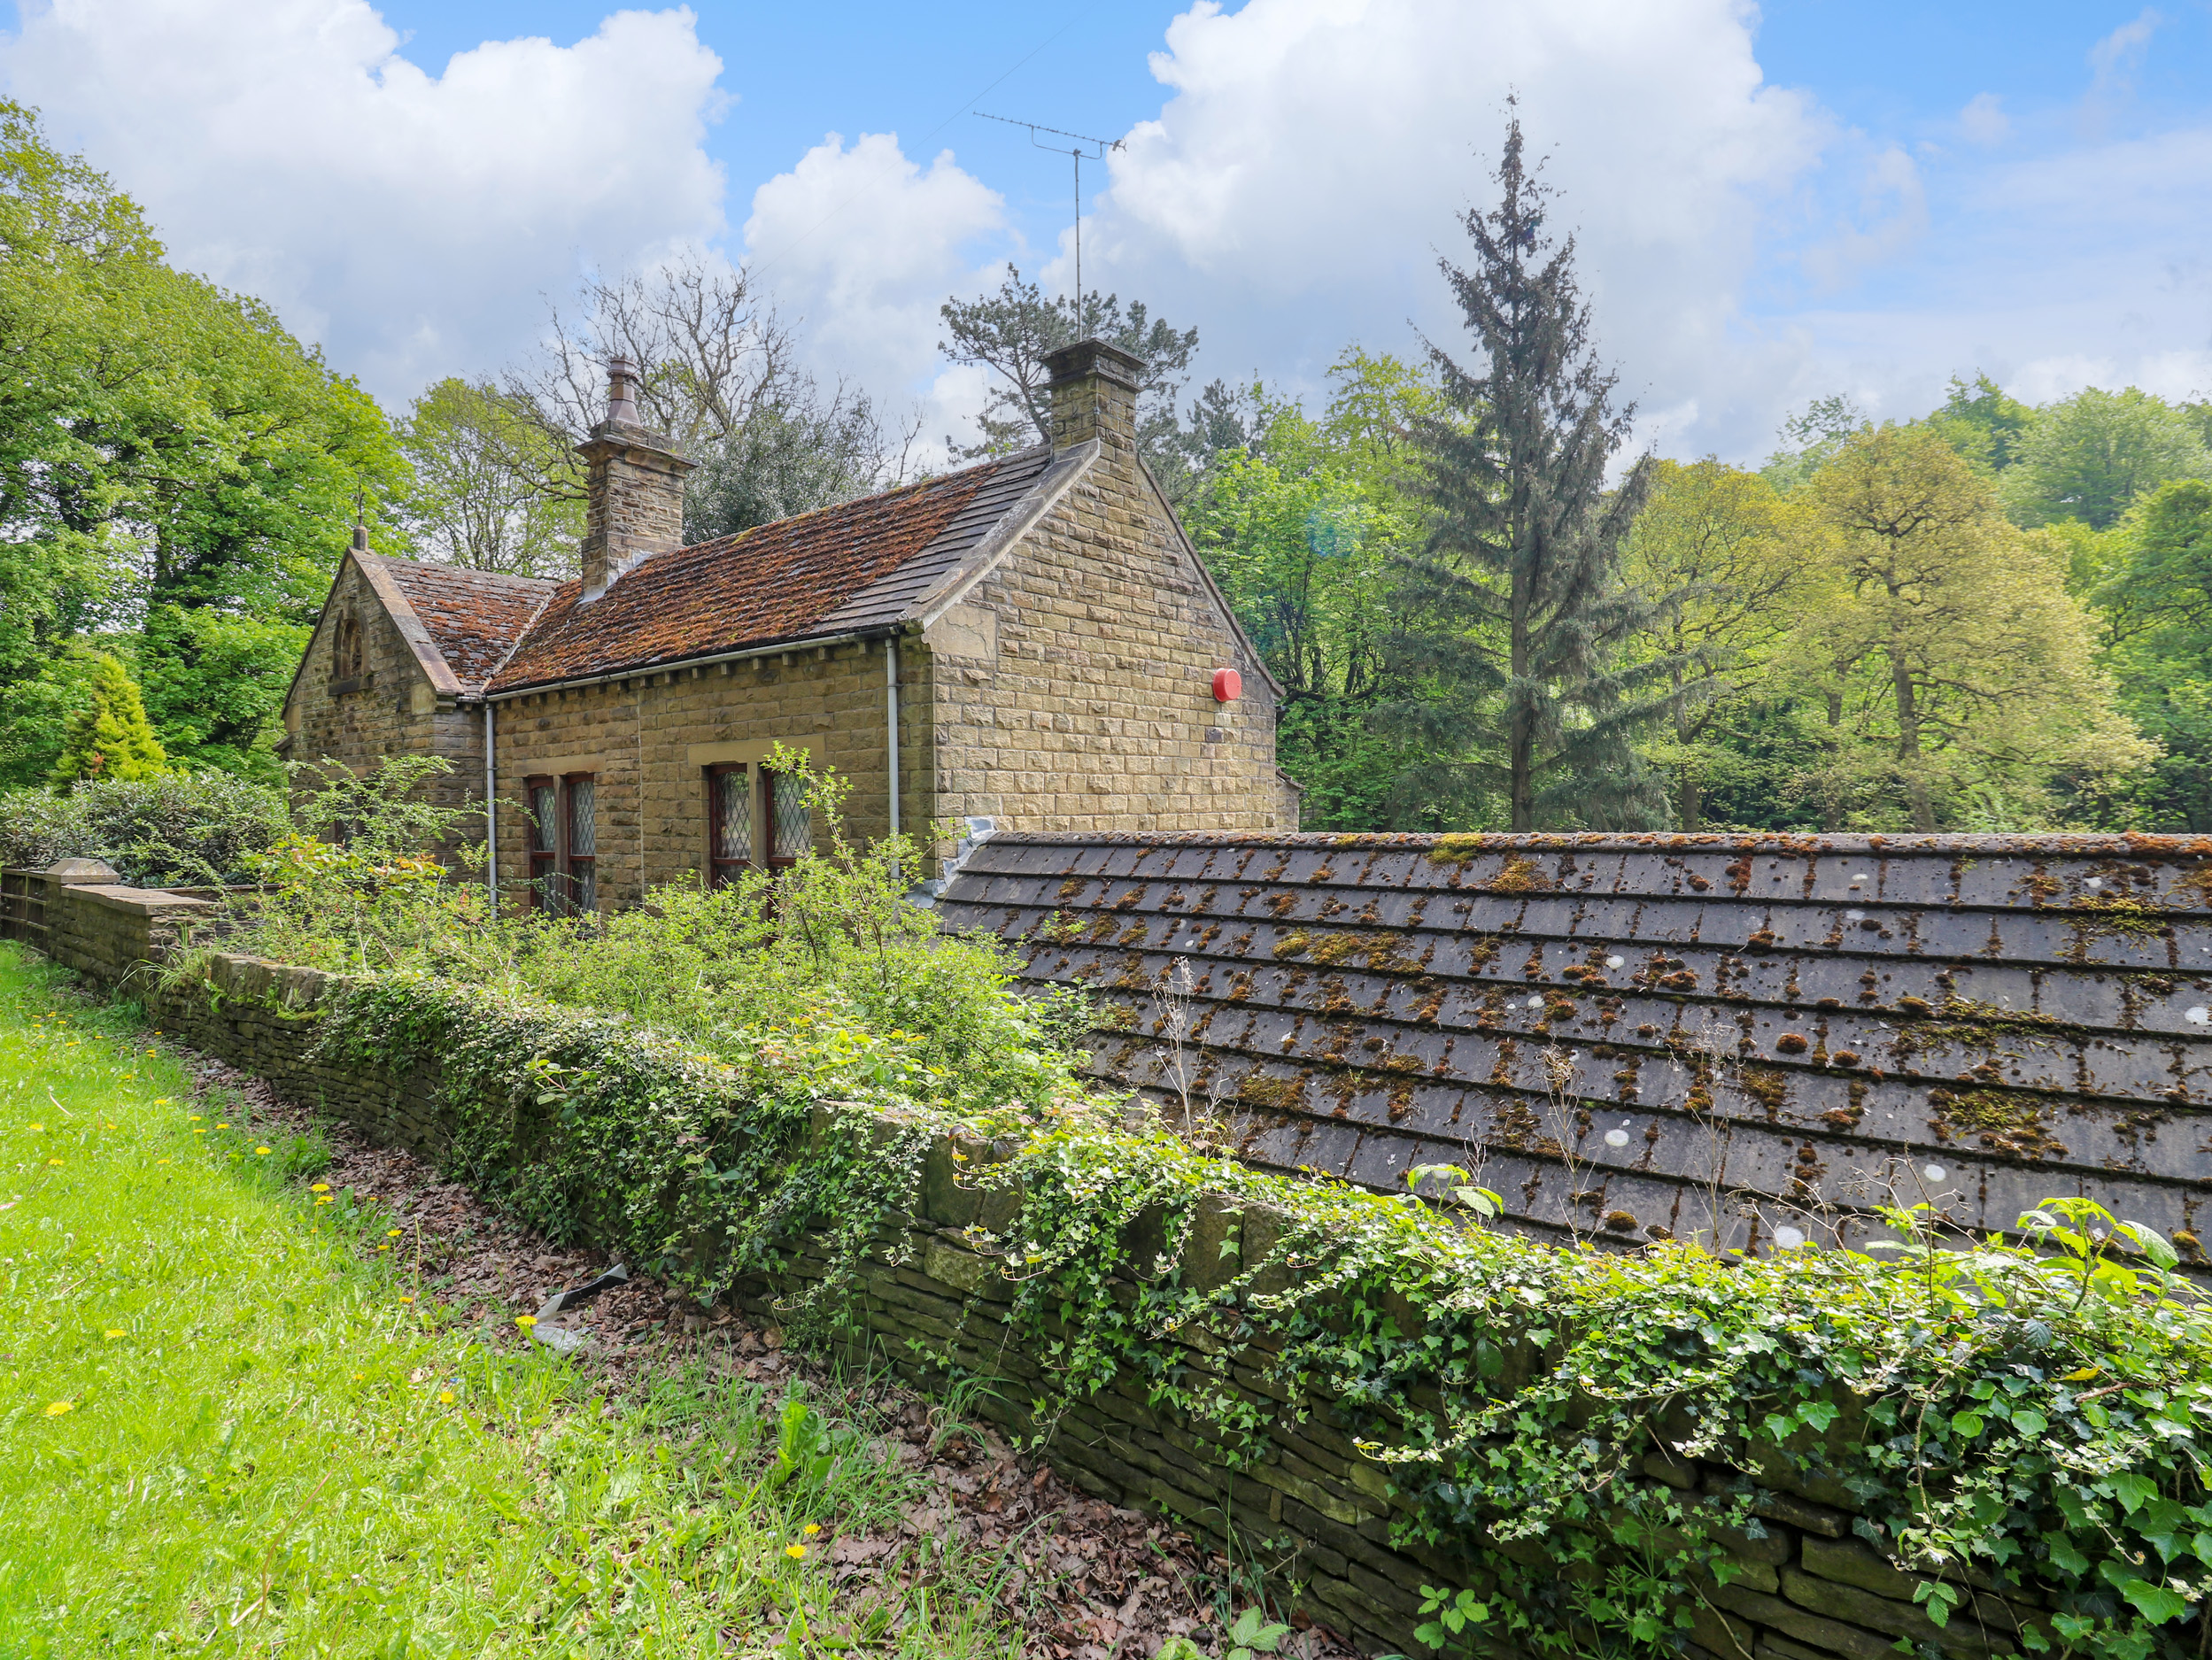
<box><xmin>331</xmin><ymin>610</ymin><xmax>366</xmax><ymax>685</ymax></box>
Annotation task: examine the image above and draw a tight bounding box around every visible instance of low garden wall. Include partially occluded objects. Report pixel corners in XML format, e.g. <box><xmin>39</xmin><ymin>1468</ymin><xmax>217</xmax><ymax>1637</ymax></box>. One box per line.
<box><xmin>21</xmin><ymin>875</ymin><xmax>2212</xmax><ymax>1660</ymax></box>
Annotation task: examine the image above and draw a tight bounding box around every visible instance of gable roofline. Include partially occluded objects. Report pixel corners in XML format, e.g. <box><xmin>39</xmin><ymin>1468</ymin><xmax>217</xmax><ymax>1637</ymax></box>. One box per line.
<box><xmin>901</xmin><ymin>442</ymin><xmax>1094</xmax><ymax>630</ymax></box>
<box><xmin>1136</xmin><ymin>452</ymin><xmax>1285</xmax><ymax>701</ymax></box>
<box><xmin>354</xmin><ymin>553</ymin><xmax>466</xmax><ymax>699</ymax></box>
<box><xmin>277</xmin><ymin>548</ymin><xmax>459</xmax><ymax>731</ymax></box>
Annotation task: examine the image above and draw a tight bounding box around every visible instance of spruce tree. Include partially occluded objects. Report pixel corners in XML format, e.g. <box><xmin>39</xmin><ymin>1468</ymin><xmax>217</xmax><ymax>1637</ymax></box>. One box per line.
<box><xmin>1378</xmin><ymin>112</ymin><xmax>1682</xmax><ymax>830</ymax></box>
<box><xmin>50</xmin><ymin>652</ymin><xmax>167</xmax><ymax>791</ymax></box>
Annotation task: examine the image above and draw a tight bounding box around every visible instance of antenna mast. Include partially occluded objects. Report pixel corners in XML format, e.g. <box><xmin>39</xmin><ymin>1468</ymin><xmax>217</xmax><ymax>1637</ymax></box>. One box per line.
<box><xmin>978</xmin><ymin>112</ymin><xmax>1125</xmax><ymax>329</ymax></box>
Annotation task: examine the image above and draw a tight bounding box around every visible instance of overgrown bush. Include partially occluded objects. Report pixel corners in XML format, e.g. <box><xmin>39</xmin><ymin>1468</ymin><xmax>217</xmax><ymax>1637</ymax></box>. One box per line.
<box><xmin>206</xmin><ymin>747</ymin><xmax>1102</xmax><ymax>1116</ymax></box>
<box><xmin>0</xmin><ymin>771</ymin><xmax>288</xmax><ymax>884</ymax></box>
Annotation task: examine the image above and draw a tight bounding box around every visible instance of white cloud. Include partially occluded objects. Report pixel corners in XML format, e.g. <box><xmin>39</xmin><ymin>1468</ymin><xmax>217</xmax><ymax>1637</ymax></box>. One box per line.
<box><xmin>0</xmin><ymin>0</ymin><xmax>730</xmax><ymax>402</ymax></box>
<box><xmin>1064</xmin><ymin>0</ymin><xmax>1833</xmax><ymax>457</ymax></box>
<box><xmin>2088</xmin><ymin>8</ymin><xmax>2160</xmax><ymax>112</ymax></box>
<box><xmin>1960</xmin><ymin>93</ymin><xmax>2010</xmax><ymax>146</ymax></box>
<box><xmin>744</xmin><ymin>133</ymin><xmax>1002</xmax><ymax>386</ymax></box>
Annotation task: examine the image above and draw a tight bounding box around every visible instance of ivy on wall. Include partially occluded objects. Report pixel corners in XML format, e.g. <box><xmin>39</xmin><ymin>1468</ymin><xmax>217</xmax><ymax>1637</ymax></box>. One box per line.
<box><xmin>310</xmin><ymin>972</ymin><xmax>2212</xmax><ymax>1660</ymax></box>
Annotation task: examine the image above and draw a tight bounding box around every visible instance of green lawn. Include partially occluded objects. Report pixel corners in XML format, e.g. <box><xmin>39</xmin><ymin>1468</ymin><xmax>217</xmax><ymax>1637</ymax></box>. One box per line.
<box><xmin>0</xmin><ymin>943</ymin><xmax>1015</xmax><ymax>1658</ymax></box>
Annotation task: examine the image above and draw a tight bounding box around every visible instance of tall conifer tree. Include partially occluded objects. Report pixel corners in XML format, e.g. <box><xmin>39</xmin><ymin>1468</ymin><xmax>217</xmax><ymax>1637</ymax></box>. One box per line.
<box><xmin>1379</xmin><ymin>112</ymin><xmax>1680</xmax><ymax>830</ymax></box>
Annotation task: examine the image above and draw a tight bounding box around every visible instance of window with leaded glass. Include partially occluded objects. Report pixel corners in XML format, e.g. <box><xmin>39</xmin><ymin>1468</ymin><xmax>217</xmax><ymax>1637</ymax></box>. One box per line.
<box><xmin>706</xmin><ymin>763</ymin><xmax>751</xmax><ymax>887</ymax></box>
<box><xmin>763</xmin><ymin>767</ymin><xmax>810</xmax><ymax>870</ymax></box>
<box><xmin>564</xmin><ymin>774</ymin><xmax>597</xmax><ymax>914</ymax></box>
<box><xmin>525</xmin><ymin>776</ymin><xmax>558</xmax><ymax>911</ymax></box>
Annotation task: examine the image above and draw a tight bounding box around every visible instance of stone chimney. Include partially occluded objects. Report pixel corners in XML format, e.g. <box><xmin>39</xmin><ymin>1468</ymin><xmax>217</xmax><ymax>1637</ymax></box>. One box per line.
<box><xmin>576</xmin><ymin>356</ymin><xmax>694</xmax><ymax>604</ymax></box>
<box><xmin>1043</xmin><ymin>338</ymin><xmax>1142</xmax><ymax>459</ymax></box>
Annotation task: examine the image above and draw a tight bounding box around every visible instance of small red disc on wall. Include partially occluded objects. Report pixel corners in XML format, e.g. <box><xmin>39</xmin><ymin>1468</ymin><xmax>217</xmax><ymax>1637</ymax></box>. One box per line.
<box><xmin>1212</xmin><ymin>668</ymin><xmax>1241</xmax><ymax>703</ymax></box>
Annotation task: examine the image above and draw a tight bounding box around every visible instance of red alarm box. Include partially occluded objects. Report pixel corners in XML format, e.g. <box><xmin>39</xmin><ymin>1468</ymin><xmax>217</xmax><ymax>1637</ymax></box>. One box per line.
<box><xmin>1212</xmin><ymin>668</ymin><xmax>1241</xmax><ymax>703</ymax></box>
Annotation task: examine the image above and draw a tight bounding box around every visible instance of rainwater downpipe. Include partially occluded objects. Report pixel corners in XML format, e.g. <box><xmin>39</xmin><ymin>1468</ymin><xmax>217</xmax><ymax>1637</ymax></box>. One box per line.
<box><xmin>885</xmin><ymin>635</ymin><xmax>901</xmax><ymax>842</ymax></box>
<box><xmin>483</xmin><ymin>701</ymin><xmax>498</xmax><ymax>907</ymax></box>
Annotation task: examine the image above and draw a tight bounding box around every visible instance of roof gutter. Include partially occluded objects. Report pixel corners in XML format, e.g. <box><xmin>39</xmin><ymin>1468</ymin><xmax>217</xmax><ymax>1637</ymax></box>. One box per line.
<box><xmin>479</xmin><ymin>626</ymin><xmax>891</xmax><ymax>705</ymax></box>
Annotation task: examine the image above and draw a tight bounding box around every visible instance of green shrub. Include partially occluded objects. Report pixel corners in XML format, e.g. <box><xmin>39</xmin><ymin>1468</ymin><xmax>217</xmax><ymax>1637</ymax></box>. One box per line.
<box><xmin>0</xmin><ymin>770</ymin><xmax>288</xmax><ymax>884</ymax></box>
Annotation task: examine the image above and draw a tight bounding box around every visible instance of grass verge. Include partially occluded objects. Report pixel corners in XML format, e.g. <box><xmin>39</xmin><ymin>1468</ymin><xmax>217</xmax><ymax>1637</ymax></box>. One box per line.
<box><xmin>0</xmin><ymin>942</ymin><xmax>1018</xmax><ymax>1659</ymax></box>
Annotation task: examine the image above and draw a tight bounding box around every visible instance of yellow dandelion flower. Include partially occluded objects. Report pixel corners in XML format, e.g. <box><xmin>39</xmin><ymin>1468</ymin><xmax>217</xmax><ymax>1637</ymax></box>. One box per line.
<box><xmin>157</xmin><ymin>1158</ymin><xmax>170</xmax><ymax>1165</ymax></box>
<box><xmin>387</xmin><ymin>1228</ymin><xmax>402</xmax><ymax>1237</ymax></box>
<box><xmin>104</xmin><ymin>1329</ymin><xmax>126</xmax><ymax>1340</ymax></box>
<box><xmin>377</xmin><ymin>1244</ymin><xmax>390</xmax><ymax>1253</ymax></box>
<box><xmin>785</xmin><ymin>1544</ymin><xmax>807</xmax><ymax>1559</ymax></box>
<box><xmin>46</xmin><ymin>1158</ymin><xmax>62</xmax><ymax>1167</ymax></box>
<box><xmin>310</xmin><ymin>1183</ymin><xmax>330</xmax><ymax>1193</ymax></box>
<box><xmin>802</xmin><ymin>1523</ymin><xmax>820</xmax><ymax>1536</ymax></box>
<box><xmin>26</xmin><ymin>1123</ymin><xmax>40</xmax><ymax>1132</ymax></box>
<box><xmin>438</xmin><ymin>1390</ymin><xmax>455</xmax><ymax>1404</ymax></box>
<box><xmin>515</xmin><ymin>1315</ymin><xmax>537</xmax><ymax>1329</ymax></box>
<box><xmin>214</xmin><ymin>1123</ymin><xmax>228</xmax><ymax>1130</ymax></box>
<box><xmin>398</xmin><ymin>1295</ymin><xmax>415</xmax><ymax>1304</ymax></box>
<box><xmin>314</xmin><ymin>1195</ymin><xmax>333</xmax><ymax>1205</ymax></box>
<box><xmin>255</xmin><ymin>1147</ymin><xmax>271</xmax><ymax>1155</ymax></box>
<box><xmin>155</xmin><ymin>1099</ymin><xmax>171</xmax><ymax>1106</ymax></box>
<box><xmin>188</xmin><ymin>1115</ymin><xmax>200</xmax><ymax>1122</ymax></box>
<box><xmin>43</xmin><ymin>1401</ymin><xmax>73</xmax><ymax>1417</ymax></box>
<box><xmin>192</xmin><ymin>1129</ymin><xmax>205</xmax><ymax>1136</ymax></box>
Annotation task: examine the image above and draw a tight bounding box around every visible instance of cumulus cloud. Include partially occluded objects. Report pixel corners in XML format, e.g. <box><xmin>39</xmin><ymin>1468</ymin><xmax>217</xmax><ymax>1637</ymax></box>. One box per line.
<box><xmin>1069</xmin><ymin>0</ymin><xmax>1832</xmax><ymax>455</ymax></box>
<box><xmin>0</xmin><ymin>0</ymin><xmax>730</xmax><ymax>401</ymax></box>
<box><xmin>743</xmin><ymin>133</ymin><xmax>1002</xmax><ymax>388</ymax></box>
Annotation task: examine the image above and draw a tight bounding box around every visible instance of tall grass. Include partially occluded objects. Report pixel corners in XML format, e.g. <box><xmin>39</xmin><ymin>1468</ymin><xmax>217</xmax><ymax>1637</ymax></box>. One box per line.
<box><xmin>0</xmin><ymin>943</ymin><xmax>1027</xmax><ymax>1657</ymax></box>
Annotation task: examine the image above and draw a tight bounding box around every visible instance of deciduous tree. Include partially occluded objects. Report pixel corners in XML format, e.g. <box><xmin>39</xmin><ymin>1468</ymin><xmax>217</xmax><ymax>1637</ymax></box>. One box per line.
<box><xmin>2000</xmin><ymin>386</ymin><xmax>2209</xmax><ymax>529</ymax></box>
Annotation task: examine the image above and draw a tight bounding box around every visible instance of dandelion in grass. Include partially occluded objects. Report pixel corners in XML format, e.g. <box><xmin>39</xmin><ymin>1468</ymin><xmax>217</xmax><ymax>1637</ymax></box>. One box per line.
<box><xmin>156</xmin><ymin>1099</ymin><xmax>171</xmax><ymax>1106</ymax></box>
<box><xmin>398</xmin><ymin>1295</ymin><xmax>414</xmax><ymax>1304</ymax></box>
<box><xmin>255</xmin><ymin>1147</ymin><xmax>270</xmax><ymax>1155</ymax></box>
<box><xmin>214</xmin><ymin>1123</ymin><xmax>228</xmax><ymax>1130</ymax></box>
<box><xmin>785</xmin><ymin>1545</ymin><xmax>807</xmax><ymax>1560</ymax></box>
<box><xmin>803</xmin><ymin>1524</ymin><xmax>820</xmax><ymax>1536</ymax></box>
<box><xmin>104</xmin><ymin>1328</ymin><xmax>126</xmax><ymax>1339</ymax></box>
<box><xmin>438</xmin><ymin>1390</ymin><xmax>455</xmax><ymax>1405</ymax></box>
<box><xmin>44</xmin><ymin>1401</ymin><xmax>73</xmax><ymax>1417</ymax></box>
<box><xmin>387</xmin><ymin>1228</ymin><xmax>402</xmax><ymax>1237</ymax></box>
<box><xmin>515</xmin><ymin>1316</ymin><xmax>536</xmax><ymax>1330</ymax></box>
<box><xmin>46</xmin><ymin>1158</ymin><xmax>61</xmax><ymax>1167</ymax></box>
<box><xmin>26</xmin><ymin>1123</ymin><xmax>40</xmax><ymax>1132</ymax></box>
<box><xmin>310</xmin><ymin>1183</ymin><xmax>330</xmax><ymax>1193</ymax></box>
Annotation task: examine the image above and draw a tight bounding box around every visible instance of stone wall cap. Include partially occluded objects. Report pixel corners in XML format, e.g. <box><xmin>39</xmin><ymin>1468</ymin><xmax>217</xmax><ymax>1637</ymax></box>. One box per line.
<box><xmin>72</xmin><ymin>884</ymin><xmax>216</xmax><ymax>915</ymax></box>
<box><xmin>45</xmin><ymin>857</ymin><xmax>122</xmax><ymax>883</ymax></box>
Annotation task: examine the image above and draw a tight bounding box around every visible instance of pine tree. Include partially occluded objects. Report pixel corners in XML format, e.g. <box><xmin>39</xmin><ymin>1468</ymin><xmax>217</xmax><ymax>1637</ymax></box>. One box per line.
<box><xmin>1378</xmin><ymin>112</ymin><xmax>1682</xmax><ymax>830</ymax></box>
<box><xmin>50</xmin><ymin>652</ymin><xmax>167</xmax><ymax>791</ymax></box>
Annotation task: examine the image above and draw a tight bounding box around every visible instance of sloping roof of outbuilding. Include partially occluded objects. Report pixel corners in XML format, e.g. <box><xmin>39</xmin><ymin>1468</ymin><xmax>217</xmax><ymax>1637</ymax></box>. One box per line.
<box><xmin>937</xmin><ymin>830</ymin><xmax>2212</xmax><ymax>1263</ymax></box>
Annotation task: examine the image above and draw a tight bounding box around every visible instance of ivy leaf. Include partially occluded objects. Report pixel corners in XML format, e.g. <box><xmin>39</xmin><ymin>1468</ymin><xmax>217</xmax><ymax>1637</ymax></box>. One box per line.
<box><xmin>1797</xmin><ymin>1401</ymin><xmax>1840</xmax><ymax>1433</ymax></box>
<box><xmin>2107</xmin><ymin>1472</ymin><xmax>2158</xmax><ymax>1516</ymax></box>
<box><xmin>2043</xmin><ymin>1536</ymin><xmax>2091</xmax><ymax>1578</ymax></box>
<box><xmin>1950</xmin><ymin>1411</ymin><xmax>1985</xmax><ymax>1440</ymax></box>
<box><xmin>2010</xmin><ymin>1409</ymin><xmax>2048</xmax><ymax>1437</ymax></box>
<box><xmin>1476</xmin><ymin>1340</ymin><xmax>1504</xmax><ymax>1380</ymax></box>
<box><xmin>2116</xmin><ymin>1579</ymin><xmax>2188</xmax><ymax>1625</ymax></box>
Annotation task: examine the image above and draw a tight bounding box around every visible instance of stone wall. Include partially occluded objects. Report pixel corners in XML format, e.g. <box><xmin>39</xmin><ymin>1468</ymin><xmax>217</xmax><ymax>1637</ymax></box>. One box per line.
<box><xmin>282</xmin><ymin>557</ymin><xmax>484</xmax><ymax>838</ymax></box>
<box><xmin>491</xmin><ymin>638</ymin><xmax>903</xmax><ymax>911</ymax></box>
<box><xmin>2</xmin><ymin>868</ymin><xmax>213</xmax><ymax>987</ymax></box>
<box><xmin>911</xmin><ymin>364</ymin><xmax>1286</xmax><ymax>846</ymax></box>
<box><xmin>22</xmin><ymin>891</ymin><xmax>2066</xmax><ymax>1660</ymax></box>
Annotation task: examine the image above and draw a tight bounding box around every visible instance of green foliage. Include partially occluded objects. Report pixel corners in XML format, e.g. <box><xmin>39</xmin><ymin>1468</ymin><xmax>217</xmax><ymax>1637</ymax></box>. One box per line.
<box><xmin>0</xmin><ymin>99</ymin><xmax>410</xmax><ymax>777</ymax></box>
<box><xmin>211</xmin><ymin>750</ymin><xmax>1098</xmax><ymax>1120</ymax></box>
<box><xmin>2003</xmin><ymin>387</ymin><xmax>2211</xmax><ymax>531</ymax></box>
<box><xmin>398</xmin><ymin>376</ymin><xmax>582</xmax><ymax>578</ymax></box>
<box><xmin>1183</xmin><ymin>351</ymin><xmax>1446</xmax><ymax>827</ymax></box>
<box><xmin>286</xmin><ymin>958</ymin><xmax>2212</xmax><ymax>1660</ymax></box>
<box><xmin>0</xmin><ymin>769</ymin><xmax>287</xmax><ymax>884</ymax></box>
<box><xmin>1929</xmin><ymin>372</ymin><xmax>2034</xmax><ymax>473</ymax></box>
<box><xmin>47</xmin><ymin>650</ymin><xmax>166</xmax><ymax>789</ymax></box>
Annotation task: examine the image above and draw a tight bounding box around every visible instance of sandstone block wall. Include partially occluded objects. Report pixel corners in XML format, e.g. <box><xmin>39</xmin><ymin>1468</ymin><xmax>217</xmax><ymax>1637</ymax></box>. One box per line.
<box><xmin>915</xmin><ymin>395</ymin><xmax>1286</xmax><ymax>849</ymax></box>
<box><xmin>491</xmin><ymin>640</ymin><xmax>903</xmax><ymax>911</ymax></box>
<box><xmin>283</xmin><ymin>559</ymin><xmax>484</xmax><ymax>838</ymax></box>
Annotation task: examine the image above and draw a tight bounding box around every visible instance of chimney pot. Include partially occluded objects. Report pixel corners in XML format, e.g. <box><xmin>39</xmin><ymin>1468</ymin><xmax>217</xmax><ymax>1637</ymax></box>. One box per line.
<box><xmin>606</xmin><ymin>355</ymin><xmax>641</xmax><ymax>427</ymax></box>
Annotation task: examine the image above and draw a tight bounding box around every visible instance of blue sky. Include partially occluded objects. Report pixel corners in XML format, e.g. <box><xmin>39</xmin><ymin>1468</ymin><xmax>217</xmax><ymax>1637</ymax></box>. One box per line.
<box><xmin>5</xmin><ymin>0</ymin><xmax>2209</xmax><ymax>462</ymax></box>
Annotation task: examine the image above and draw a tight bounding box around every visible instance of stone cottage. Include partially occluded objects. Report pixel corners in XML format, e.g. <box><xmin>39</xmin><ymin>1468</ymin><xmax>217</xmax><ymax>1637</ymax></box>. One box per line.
<box><xmin>280</xmin><ymin>341</ymin><xmax>1295</xmax><ymax>912</ymax></box>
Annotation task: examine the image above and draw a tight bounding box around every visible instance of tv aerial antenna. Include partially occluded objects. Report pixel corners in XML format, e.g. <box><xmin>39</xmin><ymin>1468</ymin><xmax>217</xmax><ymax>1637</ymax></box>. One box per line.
<box><xmin>977</xmin><ymin>112</ymin><xmax>1124</xmax><ymax>322</ymax></box>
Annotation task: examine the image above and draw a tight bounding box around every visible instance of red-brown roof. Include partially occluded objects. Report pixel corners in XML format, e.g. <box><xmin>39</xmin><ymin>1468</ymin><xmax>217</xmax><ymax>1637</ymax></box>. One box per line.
<box><xmin>374</xmin><ymin>557</ymin><xmax>554</xmax><ymax>692</ymax></box>
<box><xmin>487</xmin><ymin>450</ymin><xmax>1050</xmax><ymax>694</ymax></box>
